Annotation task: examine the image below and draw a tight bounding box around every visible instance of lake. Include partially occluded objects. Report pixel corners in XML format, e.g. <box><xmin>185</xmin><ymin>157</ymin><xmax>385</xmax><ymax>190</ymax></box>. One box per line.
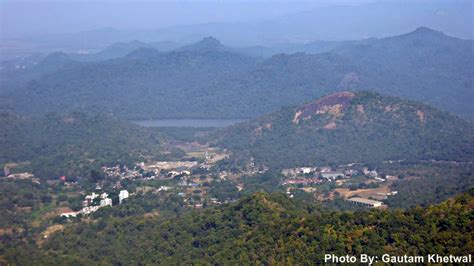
<box><xmin>132</xmin><ymin>119</ymin><xmax>246</xmax><ymax>128</ymax></box>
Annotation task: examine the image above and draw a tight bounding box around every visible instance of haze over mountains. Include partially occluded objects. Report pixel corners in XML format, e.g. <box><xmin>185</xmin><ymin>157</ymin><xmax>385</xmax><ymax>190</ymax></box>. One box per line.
<box><xmin>2</xmin><ymin>0</ymin><xmax>472</xmax><ymax>56</ymax></box>
<box><xmin>2</xmin><ymin>27</ymin><xmax>473</xmax><ymax>121</ymax></box>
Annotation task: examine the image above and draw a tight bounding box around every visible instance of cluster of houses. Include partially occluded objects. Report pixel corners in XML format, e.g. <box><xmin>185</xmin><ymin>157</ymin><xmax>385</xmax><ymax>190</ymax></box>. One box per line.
<box><xmin>102</xmin><ymin>153</ymin><xmax>265</xmax><ymax>184</ymax></box>
<box><xmin>102</xmin><ymin>161</ymin><xmax>200</xmax><ymax>180</ymax></box>
<box><xmin>141</xmin><ymin>161</ymin><xmax>197</xmax><ymax>177</ymax></box>
<box><xmin>281</xmin><ymin>165</ymin><xmax>385</xmax><ymax>186</ymax></box>
<box><xmin>3</xmin><ymin>166</ymin><xmax>40</xmax><ymax>183</ymax></box>
<box><xmin>362</xmin><ymin>167</ymin><xmax>384</xmax><ymax>181</ymax></box>
<box><xmin>102</xmin><ymin>165</ymin><xmax>143</xmax><ymax>179</ymax></box>
<box><xmin>60</xmin><ymin>190</ymin><xmax>129</xmax><ymax>218</ymax></box>
<box><xmin>282</xmin><ymin>166</ymin><xmax>353</xmax><ymax>184</ymax></box>
<box><xmin>283</xmin><ymin>178</ymin><xmax>321</xmax><ymax>185</ymax></box>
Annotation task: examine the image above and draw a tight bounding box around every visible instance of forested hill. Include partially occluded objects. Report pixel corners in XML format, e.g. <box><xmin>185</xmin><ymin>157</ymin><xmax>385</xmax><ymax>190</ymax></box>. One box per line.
<box><xmin>5</xmin><ymin>189</ymin><xmax>474</xmax><ymax>264</ymax></box>
<box><xmin>0</xmin><ymin>112</ymin><xmax>168</xmax><ymax>179</ymax></box>
<box><xmin>216</xmin><ymin>91</ymin><xmax>474</xmax><ymax>168</ymax></box>
<box><xmin>3</xmin><ymin>27</ymin><xmax>473</xmax><ymax>120</ymax></box>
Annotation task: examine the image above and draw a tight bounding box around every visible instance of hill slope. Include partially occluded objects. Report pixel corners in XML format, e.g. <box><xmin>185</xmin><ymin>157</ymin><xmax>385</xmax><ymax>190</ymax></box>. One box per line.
<box><xmin>217</xmin><ymin>91</ymin><xmax>474</xmax><ymax>168</ymax></box>
<box><xmin>6</xmin><ymin>38</ymin><xmax>257</xmax><ymax>119</ymax></box>
<box><xmin>4</xmin><ymin>190</ymin><xmax>474</xmax><ymax>264</ymax></box>
<box><xmin>0</xmin><ymin>112</ymin><xmax>167</xmax><ymax>179</ymax></box>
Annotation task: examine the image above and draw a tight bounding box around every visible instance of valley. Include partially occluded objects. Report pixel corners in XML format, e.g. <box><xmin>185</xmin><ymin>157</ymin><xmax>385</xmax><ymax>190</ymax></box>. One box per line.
<box><xmin>1</xmin><ymin>91</ymin><xmax>472</xmax><ymax>249</ymax></box>
<box><xmin>0</xmin><ymin>17</ymin><xmax>473</xmax><ymax>264</ymax></box>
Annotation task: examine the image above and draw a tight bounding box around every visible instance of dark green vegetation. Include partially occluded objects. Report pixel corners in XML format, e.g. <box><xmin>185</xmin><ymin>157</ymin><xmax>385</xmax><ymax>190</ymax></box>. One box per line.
<box><xmin>3</xmin><ymin>27</ymin><xmax>473</xmax><ymax>120</ymax></box>
<box><xmin>383</xmin><ymin>162</ymin><xmax>474</xmax><ymax>208</ymax></box>
<box><xmin>0</xmin><ymin>112</ymin><xmax>171</xmax><ymax>179</ymax></box>
<box><xmin>0</xmin><ymin>180</ymin><xmax>54</xmax><ymax>228</ymax></box>
<box><xmin>217</xmin><ymin>91</ymin><xmax>474</xmax><ymax>168</ymax></box>
<box><xmin>3</xmin><ymin>190</ymin><xmax>473</xmax><ymax>264</ymax></box>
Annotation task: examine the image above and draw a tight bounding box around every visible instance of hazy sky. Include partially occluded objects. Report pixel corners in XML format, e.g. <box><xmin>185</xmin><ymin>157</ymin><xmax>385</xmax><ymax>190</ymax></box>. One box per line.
<box><xmin>1</xmin><ymin>0</ymin><xmax>376</xmax><ymax>38</ymax></box>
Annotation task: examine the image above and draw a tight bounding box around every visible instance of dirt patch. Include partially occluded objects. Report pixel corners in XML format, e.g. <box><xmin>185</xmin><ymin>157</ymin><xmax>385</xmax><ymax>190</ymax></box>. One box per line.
<box><xmin>143</xmin><ymin>211</ymin><xmax>160</xmax><ymax>218</ymax></box>
<box><xmin>416</xmin><ymin>110</ymin><xmax>425</xmax><ymax>124</ymax></box>
<box><xmin>41</xmin><ymin>207</ymin><xmax>73</xmax><ymax>221</ymax></box>
<box><xmin>333</xmin><ymin>176</ymin><xmax>399</xmax><ymax>200</ymax></box>
<box><xmin>254</xmin><ymin>123</ymin><xmax>272</xmax><ymax>136</ymax></box>
<box><xmin>293</xmin><ymin>92</ymin><xmax>355</xmax><ymax>124</ymax></box>
<box><xmin>384</xmin><ymin>104</ymin><xmax>400</xmax><ymax>113</ymax></box>
<box><xmin>292</xmin><ymin>110</ymin><xmax>303</xmax><ymax>124</ymax></box>
<box><xmin>323</xmin><ymin>121</ymin><xmax>337</xmax><ymax>129</ymax></box>
<box><xmin>0</xmin><ymin>227</ymin><xmax>24</xmax><ymax>235</ymax></box>
<box><xmin>335</xmin><ymin>186</ymin><xmax>391</xmax><ymax>199</ymax></box>
<box><xmin>37</xmin><ymin>224</ymin><xmax>65</xmax><ymax>247</ymax></box>
<box><xmin>62</xmin><ymin>116</ymin><xmax>76</xmax><ymax>124</ymax></box>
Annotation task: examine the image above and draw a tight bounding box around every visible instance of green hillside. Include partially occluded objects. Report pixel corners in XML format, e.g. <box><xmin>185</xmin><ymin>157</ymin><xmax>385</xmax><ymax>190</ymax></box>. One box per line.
<box><xmin>0</xmin><ymin>112</ymin><xmax>168</xmax><ymax>179</ymax></box>
<box><xmin>3</xmin><ymin>189</ymin><xmax>473</xmax><ymax>264</ymax></box>
<box><xmin>217</xmin><ymin>91</ymin><xmax>474</xmax><ymax>168</ymax></box>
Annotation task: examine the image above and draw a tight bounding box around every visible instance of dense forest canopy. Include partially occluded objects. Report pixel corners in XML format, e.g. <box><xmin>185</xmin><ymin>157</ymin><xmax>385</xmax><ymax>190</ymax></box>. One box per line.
<box><xmin>3</xmin><ymin>190</ymin><xmax>473</xmax><ymax>264</ymax></box>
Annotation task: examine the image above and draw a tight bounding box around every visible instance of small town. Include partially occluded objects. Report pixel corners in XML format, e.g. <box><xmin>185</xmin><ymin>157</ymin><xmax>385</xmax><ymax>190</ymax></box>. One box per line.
<box><xmin>32</xmin><ymin>142</ymin><xmax>400</xmax><ymax>219</ymax></box>
<box><xmin>3</xmin><ymin>141</ymin><xmax>402</xmax><ymax>222</ymax></box>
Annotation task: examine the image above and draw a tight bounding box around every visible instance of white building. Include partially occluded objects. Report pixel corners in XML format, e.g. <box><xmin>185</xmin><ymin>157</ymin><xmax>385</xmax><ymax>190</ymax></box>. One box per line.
<box><xmin>363</xmin><ymin>168</ymin><xmax>379</xmax><ymax>178</ymax></box>
<box><xmin>321</xmin><ymin>171</ymin><xmax>344</xmax><ymax>181</ymax></box>
<box><xmin>100</xmin><ymin>198</ymin><xmax>113</xmax><ymax>207</ymax></box>
<box><xmin>60</xmin><ymin>211</ymin><xmax>79</xmax><ymax>218</ymax></box>
<box><xmin>85</xmin><ymin>192</ymin><xmax>99</xmax><ymax>201</ymax></box>
<box><xmin>158</xmin><ymin>186</ymin><xmax>172</xmax><ymax>191</ymax></box>
<box><xmin>81</xmin><ymin>206</ymin><xmax>100</xmax><ymax>215</ymax></box>
<box><xmin>119</xmin><ymin>190</ymin><xmax>129</xmax><ymax>204</ymax></box>
<box><xmin>347</xmin><ymin>197</ymin><xmax>383</xmax><ymax>208</ymax></box>
<box><xmin>300</xmin><ymin>167</ymin><xmax>313</xmax><ymax>174</ymax></box>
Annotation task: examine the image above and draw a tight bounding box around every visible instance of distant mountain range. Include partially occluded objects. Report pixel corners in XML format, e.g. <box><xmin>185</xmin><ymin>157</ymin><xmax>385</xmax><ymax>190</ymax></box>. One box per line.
<box><xmin>2</xmin><ymin>0</ymin><xmax>471</xmax><ymax>56</ymax></box>
<box><xmin>68</xmin><ymin>40</ymin><xmax>184</xmax><ymax>62</ymax></box>
<box><xmin>216</xmin><ymin>91</ymin><xmax>474</xmax><ymax>168</ymax></box>
<box><xmin>1</xmin><ymin>27</ymin><xmax>473</xmax><ymax>121</ymax></box>
<box><xmin>64</xmin><ymin>37</ymin><xmax>349</xmax><ymax>61</ymax></box>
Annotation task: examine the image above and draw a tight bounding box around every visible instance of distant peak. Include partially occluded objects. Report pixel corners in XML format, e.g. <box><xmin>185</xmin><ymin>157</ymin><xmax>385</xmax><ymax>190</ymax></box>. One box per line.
<box><xmin>194</xmin><ymin>36</ymin><xmax>224</xmax><ymax>49</ymax></box>
<box><xmin>201</xmin><ymin>36</ymin><xmax>221</xmax><ymax>44</ymax></box>
<box><xmin>408</xmin><ymin>27</ymin><xmax>445</xmax><ymax>37</ymax></box>
<box><xmin>125</xmin><ymin>47</ymin><xmax>160</xmax><ymax>59</ymax></box>
<box><xmin>39</xmin><ymin>51</ymin><xmax>72</xmax><ymax>65</ymax></box>
<box><xmin>128</xmin><ymin>40</ymin><xmax>147</xmax><ymax>46</ymax></box>
<box><xmin>179</xmin><ymin>36</ymin><xmax>227</xmax><ymax>52</ymax></box>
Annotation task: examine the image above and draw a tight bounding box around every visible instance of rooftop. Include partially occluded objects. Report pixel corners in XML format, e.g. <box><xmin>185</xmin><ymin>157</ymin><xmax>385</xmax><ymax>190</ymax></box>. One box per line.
<box><xmin>347</xmin><ymin>197</ymin><xmax>383</xmax><ymax>205</ymax></box>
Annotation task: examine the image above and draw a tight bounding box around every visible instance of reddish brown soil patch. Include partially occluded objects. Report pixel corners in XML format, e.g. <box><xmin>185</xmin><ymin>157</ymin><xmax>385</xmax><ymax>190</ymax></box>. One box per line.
<box><xmin>416</xmin><ymin>110</ymin><xmax>425</xmax><ymax>124</ymax></box>
<box><xmin>293</xmin><ymin>92</ymin><xmax>355</xmax><ymax>124</ymax></box>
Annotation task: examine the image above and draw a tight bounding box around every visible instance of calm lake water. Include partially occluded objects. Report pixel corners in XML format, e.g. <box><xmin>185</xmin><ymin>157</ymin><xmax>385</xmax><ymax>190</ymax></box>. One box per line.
<box><xmin>132</xmin><ymin>119</ymin><xmax>246</xmax><ymax>128</ymax></box>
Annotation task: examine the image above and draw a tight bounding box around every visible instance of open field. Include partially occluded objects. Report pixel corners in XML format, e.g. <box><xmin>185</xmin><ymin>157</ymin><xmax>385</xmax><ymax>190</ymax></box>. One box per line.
<box><xmin>333</xmin><ymin>176</ymin><xmax>399</xmax><ymax>201</ymax></box>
